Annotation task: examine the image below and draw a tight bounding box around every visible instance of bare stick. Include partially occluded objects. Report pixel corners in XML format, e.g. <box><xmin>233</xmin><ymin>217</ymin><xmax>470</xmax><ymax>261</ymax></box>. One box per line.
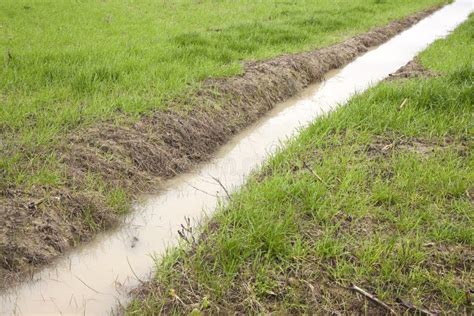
<box><xmin>350</xmin><ymin>284</ymin><xmax>396</xmax><ymax>314</ymax></box>
<box><xmin>75</xmin><ymin>275</ymin><xmax>104</xmax><ymax>294</ymax></box>
<box><xmin>210</xmin><ymin>175</ymin><xmax>232</xmax><ymax>200</ymax></box>
<box><xmin>126</xmin><ymin>256</ymin><xmax>144</xmax><ymax>284</ymax></box>
<box><xmin>188</xmin><ymin>183</ymin><xmax>219</xmax><ymax>198</ymax></box>
<box><xmin>399</xmin><ymin>98</ymin><xmax>408</xmax><ymax>110</ymax></box>
<box><xmin>303</xmin><ymin>161</ymin><xmax>330</xmax><ymax>188</ymax></box>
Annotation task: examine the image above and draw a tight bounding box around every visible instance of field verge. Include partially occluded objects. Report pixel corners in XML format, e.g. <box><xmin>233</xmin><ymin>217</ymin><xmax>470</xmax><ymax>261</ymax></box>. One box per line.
<box><xmin>0</xmin><ymin>5</ymin><xmax>443</xmax><ymax>286</ymax></box>
<box><xmin>128</xmin><ymin>16</ymin><xmax>473</xmax><ymax>315</ymax></box>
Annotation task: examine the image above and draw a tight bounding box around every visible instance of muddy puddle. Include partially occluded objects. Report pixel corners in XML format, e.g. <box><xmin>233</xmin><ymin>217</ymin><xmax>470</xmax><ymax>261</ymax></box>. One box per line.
<box><xmin>1</xmin><ymin>1</ymin><xmax>473</xmax><ymax>314</ymax></box>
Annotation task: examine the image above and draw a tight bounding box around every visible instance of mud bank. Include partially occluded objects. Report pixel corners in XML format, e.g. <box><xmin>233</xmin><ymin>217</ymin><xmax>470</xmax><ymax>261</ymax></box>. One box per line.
<box><xmin>0</xmin><ymin>7</ymin><xmax>441</xmax><ymax>287</ymax></box>
<box><xmin>386</xmin><ymin>57</ymin><xmax>438</xmax><ymax>81</ymax></box>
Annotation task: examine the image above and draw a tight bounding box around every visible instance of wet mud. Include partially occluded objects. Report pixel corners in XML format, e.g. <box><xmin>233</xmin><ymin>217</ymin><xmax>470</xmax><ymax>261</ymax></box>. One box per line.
<box><xmin>387</xmin><ymin>57</ymin><xmax>438</xmax><ymax>80</ymax></box>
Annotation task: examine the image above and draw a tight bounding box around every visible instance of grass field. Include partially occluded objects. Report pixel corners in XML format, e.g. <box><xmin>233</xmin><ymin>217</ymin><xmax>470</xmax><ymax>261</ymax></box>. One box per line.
<box><xmin>127</xmin><ymin>17</ymin><xmax>473</xmax><ymax>314</ymax></box>
<box><xmin>0</xmin><ymin>0</ymin><xmax>446</xmax><ymax>190</ymax></box>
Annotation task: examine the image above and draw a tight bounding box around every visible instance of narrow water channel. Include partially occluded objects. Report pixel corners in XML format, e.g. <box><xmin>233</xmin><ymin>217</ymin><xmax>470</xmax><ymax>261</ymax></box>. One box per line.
<box><xmin>1</xmin><ymin>1</ymin><xmax>472</xmax><ymax>314</ymax></box>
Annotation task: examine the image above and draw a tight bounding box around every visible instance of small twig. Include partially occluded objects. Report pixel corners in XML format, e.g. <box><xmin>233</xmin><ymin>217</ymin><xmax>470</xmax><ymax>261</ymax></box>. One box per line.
<box><xmin>350</xmin><ymin>284</ymin><xmax>396</xmax><ymax>314</ymax></box>
<box><xmin>396</xmin><ymin>298</ymin><xmax>435</xmax><ymax>316</ymax></box>
<box><xmin>169</xmin><ymin>289</ymin><xmax>185</xmax><ymax>306</ymax></box>
<box><xmin>126</xmin><ymin>256</ymin><xmax>144</xmax><ymax>284</ymax></box>
<box><xmin>399</xmin><ymin>98</ymin><xmax>408</xmax><ymax>110</ymax></box>
<box><xmin>382</xmin><ymin>143</ymin><xmax>394</xmax><ymax>152</ymax></box>
<box><xmin>188</xmin><ymin>183</ymin><xmax>219</xmax><ymax>198</ymax></box>
<box><xmin>302</xmin><ymin>279</ymin><xmax>319</xmax><ymax>303</ymax></box>
<box><xmin>303</xmin><ymin>161</ymin><xmax>330</xmax><ymax>188</ymax></box>
<box><xmin>466</xmin><ymin>189</ymin><xmax>473</xmax><ymax>200</ymax></box>
<box><xmin>210</xmin><ymin>175</ymin><xmax>232</xmax><ymax>200</ymax></box>
<box><xmin>50</xmin><ymin>297</ymin><xmax>64</xmax><ymax>316</ymax></box>
<box><xmin>74</xmin><ymin>275</ymin><xmax>104</xmax><ymax>294</ymax></box>
<box><xmin>27</xmin><ymin>198</ymin><xmax>45</xmax><ymax>210</ymax></box>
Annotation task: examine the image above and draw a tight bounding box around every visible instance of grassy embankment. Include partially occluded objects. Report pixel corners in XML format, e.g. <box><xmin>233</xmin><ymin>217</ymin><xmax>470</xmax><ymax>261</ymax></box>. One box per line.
<box><xmin>1</xmin><ymin>0</ymin><xmax>445</xmax><ymax>198</ymax></box>
<box><xmin>128</xmin><ymin>17</ymin><xmax>474</xmax><ymax>314</ymax></box>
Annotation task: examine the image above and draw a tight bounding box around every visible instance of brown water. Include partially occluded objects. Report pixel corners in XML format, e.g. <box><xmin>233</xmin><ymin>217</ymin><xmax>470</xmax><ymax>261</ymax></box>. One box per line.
<box><xmin>1</xmin><ymin>1</ymin><xmax>473</xmax><ymax>314</ymax></box>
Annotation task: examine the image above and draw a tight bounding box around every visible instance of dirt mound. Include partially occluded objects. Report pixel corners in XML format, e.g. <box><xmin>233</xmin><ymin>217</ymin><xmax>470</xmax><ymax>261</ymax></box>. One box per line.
<box><xmin>0</xmin><ymin>7</ymin><xmax>441</xmax><ymax>288</ymax></box>
<box><xmin>0</xmin><ymin>188</ymin><xmax>115</xmax><ymax>286</ymax></box>
<box><xmin>387</xmin><ymin>57</ymin><xmax>437</xmax><ymax>81</ymax></box>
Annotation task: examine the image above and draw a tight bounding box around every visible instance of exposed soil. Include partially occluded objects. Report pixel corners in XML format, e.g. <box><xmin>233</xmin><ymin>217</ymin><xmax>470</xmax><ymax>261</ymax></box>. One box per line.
<box><xmin>386</xmin><ymin>57</ymin><xmax>438</xmax><ymax>81</ymax></box>
<box><xmin>366</xmin><ymin>135</ymin><xmax>470</xmax><ymax>158</ymax></box>
<box><xmin>0</xmin><ymin>7</ymin><xmax>441</xmax><ymax>288</ymax></box>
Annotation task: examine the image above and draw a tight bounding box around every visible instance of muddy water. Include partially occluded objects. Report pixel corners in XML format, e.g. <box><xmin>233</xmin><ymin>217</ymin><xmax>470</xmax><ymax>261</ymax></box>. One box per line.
<box><xmin>2</xmin><ymin>1</ymin><xmax>473</xmax><ymax>314</ymax></box>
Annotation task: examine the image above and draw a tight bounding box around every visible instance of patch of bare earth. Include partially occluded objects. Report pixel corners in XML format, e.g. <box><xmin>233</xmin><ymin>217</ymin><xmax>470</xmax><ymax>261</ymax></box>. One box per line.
<box><xmin>0</xmin><ymin>7</ymin><xmax>441</xmax><ymax>288</ymax></box>
<box><xmin>366</xmin><ymin>135</ymin><xmax>470</xmax><ymax>158</ymax></box>
<box><xmin>386</xmin><ymin>57</ymin><xmax>438</xmax><ymax>81</ymax></box>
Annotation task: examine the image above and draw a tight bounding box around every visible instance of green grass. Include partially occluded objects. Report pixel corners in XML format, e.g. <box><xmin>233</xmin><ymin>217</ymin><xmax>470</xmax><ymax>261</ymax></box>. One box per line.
<box><xmin>0</xmin><ymin>0</ymin><xmax>446</xmax><ymax>190</ymax></box>
<box><xmin>127</xmin><ymin>17</ymin><xmax>473</xmax><ymax>314</ymax></box>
